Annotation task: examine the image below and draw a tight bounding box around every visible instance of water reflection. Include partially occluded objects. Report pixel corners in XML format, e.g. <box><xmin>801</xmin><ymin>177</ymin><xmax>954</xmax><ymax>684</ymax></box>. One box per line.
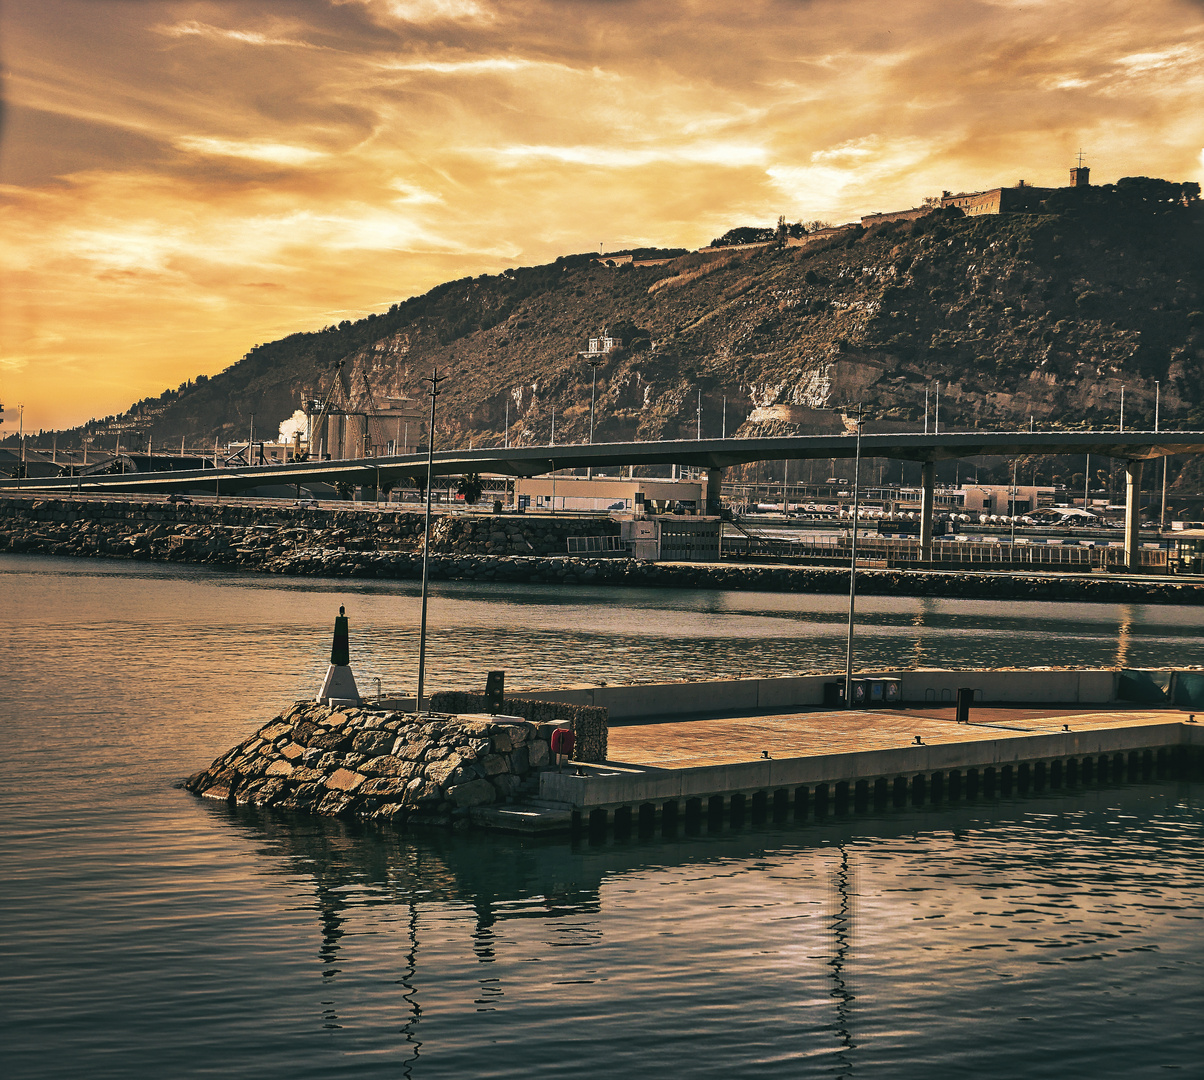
<box><xmin>827</xmin><ymin>845</ymin><xmax>856</xmax><ymax>1076</ymax></box>
<box><xmin>1114</xmin><ymin>603</ymin><xmax>1134</xmax><ymax>668</ymax></box>
<box><xmin>211</xmin><ymin>779</ymin><xmax>1202</xmax><ymax>1080</ymax></box>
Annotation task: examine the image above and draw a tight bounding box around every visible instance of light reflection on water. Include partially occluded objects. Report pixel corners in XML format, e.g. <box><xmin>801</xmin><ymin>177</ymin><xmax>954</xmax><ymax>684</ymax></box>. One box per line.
<box><xmin>1</xmin><ymin>554</ymin><xmax>1203</xmax><ymax>1079</ymax></box>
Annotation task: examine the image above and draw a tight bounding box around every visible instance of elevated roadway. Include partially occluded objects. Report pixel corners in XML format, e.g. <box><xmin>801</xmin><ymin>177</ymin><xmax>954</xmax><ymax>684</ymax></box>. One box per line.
<box><xmin>4</xmin><ymin>429</ymin><xmax>1203</xmax><ymax>569</ymax></box>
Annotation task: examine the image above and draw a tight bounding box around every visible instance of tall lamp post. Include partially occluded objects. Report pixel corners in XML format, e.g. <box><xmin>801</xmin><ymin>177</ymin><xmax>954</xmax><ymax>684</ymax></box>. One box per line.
<box><xmin>1157</xmin><ymin>380</ymin><xmax>1167</xmax><ymax>532</ymax></box>
<box><xmin>586</xmin><ymin>355</ymin><xmax>603</xmax><ymax>479</ymax></box>
<box><xmin>415</xmin><ymin>367</ymin><xmax>446</xmax><ymax>716</ymax></box>
<box><xmin>844</xmin><ymin>403</ymin><xmax>863</xmax><ymax>709</ymax></box>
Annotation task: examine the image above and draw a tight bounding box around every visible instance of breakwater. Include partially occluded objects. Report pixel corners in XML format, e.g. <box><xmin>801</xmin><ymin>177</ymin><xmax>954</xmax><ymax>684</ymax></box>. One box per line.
<box><xmin>2</xmin><ymin>495</ymin><xmax>1202</xmax><ymax>604</ymax></box>
<box><xmin>185</xmin><ymin>696</ymin><xmax>604</xmax><ymax>829</ymax></box>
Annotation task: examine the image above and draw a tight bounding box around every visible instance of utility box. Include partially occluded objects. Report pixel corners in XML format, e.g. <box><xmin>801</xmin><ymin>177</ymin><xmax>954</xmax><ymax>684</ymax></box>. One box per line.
<box><xmin>823</xmin><ymin>682</ymin><xmax>845</xmax><ymax>708</ymax></box>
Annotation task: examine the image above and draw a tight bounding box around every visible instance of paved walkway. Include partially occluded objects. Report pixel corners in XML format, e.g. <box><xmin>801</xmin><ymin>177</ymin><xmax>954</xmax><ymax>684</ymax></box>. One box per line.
<box><xmin>606</xmin><ymin>706</ymin><xmax>1188</xmax><ymax>770</ymax></box>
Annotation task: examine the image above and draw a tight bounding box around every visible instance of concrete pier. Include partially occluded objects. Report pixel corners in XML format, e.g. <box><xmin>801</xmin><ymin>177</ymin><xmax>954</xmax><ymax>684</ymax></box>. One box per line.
<box><xmin>527</xmin><ymin>704</ymin><xmax>1202</xmax><ymax>835</ymax></box>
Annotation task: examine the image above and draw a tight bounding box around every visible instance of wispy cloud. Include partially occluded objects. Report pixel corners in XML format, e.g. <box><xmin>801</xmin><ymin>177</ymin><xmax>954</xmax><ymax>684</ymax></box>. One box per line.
<box><xmin>174</xmin><ymin>136</ymin><xmax>329</xmax><ymax>166</ymax></box>
<box><xmin>488</xmin><ymin>142</ymin><xmax>767</xmax><ymax>168</ymax></box>
<box><xmin>156</xmin><ymin>20</ymin><xmax>325</xmax><ymax>49</ymax></box>
<box><xmin>338</xmin><ymin>0</ymin><xmax>498</xmax><ymax>26</ymax></box>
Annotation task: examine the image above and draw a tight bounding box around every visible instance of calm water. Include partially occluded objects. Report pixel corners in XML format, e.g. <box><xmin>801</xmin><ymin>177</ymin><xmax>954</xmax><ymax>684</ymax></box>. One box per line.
<box><xmin>2</xmin><ymin>553</ymin><xmax>1202</xmax><ymax>1079</ymax></box>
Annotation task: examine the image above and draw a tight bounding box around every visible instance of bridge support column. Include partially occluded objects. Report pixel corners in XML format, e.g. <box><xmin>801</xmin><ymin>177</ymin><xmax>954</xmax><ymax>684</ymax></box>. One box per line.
<box><xmin>919</xmin><ymin>461</ymin><xmax>936</xmax><ymax>561</ymax></box>
<box><xmin>1124</xmin><ymin>460</ymin><xmax>1143</xmax><ymax>571</ymax></box>
<box><xmin>705</xmin><ymin>468</ymin><xmax>724</xmax><ymax>517</ymax></box>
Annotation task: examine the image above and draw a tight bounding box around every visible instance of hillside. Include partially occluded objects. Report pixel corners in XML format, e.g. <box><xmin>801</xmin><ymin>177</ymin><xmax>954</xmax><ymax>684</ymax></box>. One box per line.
<box><xmin>24</xmin><ymin>179</ymin><xmax>1204</xmax><ymax>487</ymax></box>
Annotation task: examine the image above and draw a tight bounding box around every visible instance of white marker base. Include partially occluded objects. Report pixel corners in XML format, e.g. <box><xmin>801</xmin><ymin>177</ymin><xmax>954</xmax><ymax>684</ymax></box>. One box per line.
<box><xmin>317</xmin><ymin>664</ymin><xmax>361</xmax><ymax>706</ymax></box>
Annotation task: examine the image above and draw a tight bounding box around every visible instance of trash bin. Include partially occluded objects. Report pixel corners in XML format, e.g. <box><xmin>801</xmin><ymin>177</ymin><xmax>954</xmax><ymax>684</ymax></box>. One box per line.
<box><xmin>850</xmin><ymin>680</ymin><xmax>869</xmax><ymax>708</ymax></box>
<box><xmin>823</xmin><ymin>682</ymin><xmax>845</xmax><ymax>708</ymax></box>
<box><xmin>955</xmin><ymin>686</ymin><xmax>973</xmax><ymax>723</ymax></box>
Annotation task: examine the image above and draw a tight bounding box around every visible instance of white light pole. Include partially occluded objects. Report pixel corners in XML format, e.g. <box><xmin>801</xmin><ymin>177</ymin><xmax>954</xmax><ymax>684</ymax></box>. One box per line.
<box><xmin>586</xmin><ymin>356</ymin><xmax>603</xmax><ymax>479</ymax></box>
<box><xmin>844</xmin><ymin>403</ymin><xmax>863</xmax><ymax>709</ymax></box>
<box><xmin>588</xmin><ymin>361</ymin><xmax>602</xmax><ymax>442</ymax></box>
<box><xmin>1157</xmin><ymin>381</ymin><xmax>1167</xmax><ymax>531</ymax></box>
<box><xmin>1010</xmin><ymin>459</ymin><xmax>1018</xmax><ymax>549</ymax></box>
<box><xmin>697</xmin><ymin>390</ymin><xmax>702</xmax><ymax>440</ymax></box>
<box><xmin>1119</xmin><ymin>385</ymin><xmax>1125</xmax><ymax>432</ymax></box>
<box><xmin>415</xmin><ymin>367</ymin><xmax>446</xmax><ymax>716</ymax></box>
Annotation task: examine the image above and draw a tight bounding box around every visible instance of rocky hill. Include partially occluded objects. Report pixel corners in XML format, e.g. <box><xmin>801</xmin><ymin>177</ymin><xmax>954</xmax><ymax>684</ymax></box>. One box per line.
<box><xmin>23</xmin><ymin>179</ymin><xmax>1204</xmax><ymax>487</ymax></box>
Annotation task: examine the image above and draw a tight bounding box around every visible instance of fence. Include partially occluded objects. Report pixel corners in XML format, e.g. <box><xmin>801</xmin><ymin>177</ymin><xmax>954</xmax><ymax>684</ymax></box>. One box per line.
<box><xmin>566</xmin><ymin>534</ymin><xmax>627</xmax><ymax>556</ymax></box>
<box><xmin>722</xmin><ymin>532</ymin><xmax>1168</xmax><ymax>570</ymax></box>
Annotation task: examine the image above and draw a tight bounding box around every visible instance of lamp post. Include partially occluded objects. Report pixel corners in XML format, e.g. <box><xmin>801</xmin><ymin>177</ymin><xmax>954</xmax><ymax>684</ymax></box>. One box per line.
<box><xmin>1010</xmin><ymin>459</ymin><xmax>1018</xmax><ymax>549</ymax></box>
<box><xmin>586</xmin><ymin>355</ymin><xmax>603</xmax><ymax>479</ymax></box>
<box><xmin>587</xmin><ymin>357</ymin><xmax>603</xmax><ymax>443</ymax></box>
<box><xmin>415</xmin><ymin>367</ymin><xmax>446</xmax><ymax>716</ymax></box>
<box><xmin>844</xmin><ymin>403</ymin><xmax>863</xmax><ymax>709</ymax></box>
<box><xmin>1156</xmin><ymin>381</ymin><xmax>1167</xmax><ymax>531</ymax></box>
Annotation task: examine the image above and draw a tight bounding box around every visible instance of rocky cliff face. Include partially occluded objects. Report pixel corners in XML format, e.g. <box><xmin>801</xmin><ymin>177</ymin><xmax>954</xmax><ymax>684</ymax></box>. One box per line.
<box><xmin>29</xmin><ymin>194</ymin><xmax>1204</xmax><ymax>468</ymax></box>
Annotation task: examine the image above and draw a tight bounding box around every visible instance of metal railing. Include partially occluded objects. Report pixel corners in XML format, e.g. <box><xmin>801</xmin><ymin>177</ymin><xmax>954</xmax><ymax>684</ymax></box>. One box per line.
<box><xmin>566</xmin><ymin>534</ymin><xmax>627</xmax><ymax>555</ymax></box>
<box><xmin>721</xmin><ymin>532</ymin><xmax>1169</xmax><ymax>569</ymax></box>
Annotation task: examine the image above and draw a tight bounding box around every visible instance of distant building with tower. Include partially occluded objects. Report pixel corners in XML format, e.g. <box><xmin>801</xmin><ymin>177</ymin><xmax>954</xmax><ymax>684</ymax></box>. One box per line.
<box><xmin>939</xmin><ymin>161</ymin><xmax>1092</xmax><ymax>217</ymax></box>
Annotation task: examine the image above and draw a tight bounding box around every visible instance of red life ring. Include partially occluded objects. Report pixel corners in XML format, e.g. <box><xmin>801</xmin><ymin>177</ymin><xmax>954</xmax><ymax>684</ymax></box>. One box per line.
<box><xmin>550</xmin><ymin>728</ymin><xmax>575</xmax><ymax>756</ymax></box>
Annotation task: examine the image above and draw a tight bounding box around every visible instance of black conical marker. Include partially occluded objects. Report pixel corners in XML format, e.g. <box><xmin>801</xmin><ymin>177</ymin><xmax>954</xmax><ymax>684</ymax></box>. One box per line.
<box><xmin>331</xmin><ymin>605</ymin><xmax>350</xmax><ymax>667</ymax></box>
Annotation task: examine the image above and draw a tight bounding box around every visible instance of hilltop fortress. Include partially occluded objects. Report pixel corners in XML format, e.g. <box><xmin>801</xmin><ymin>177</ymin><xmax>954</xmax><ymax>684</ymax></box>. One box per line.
<box><xmin>693</xmin><ymin>163</ymin><xmax>1197</xmax><ymax>257</ymax></box>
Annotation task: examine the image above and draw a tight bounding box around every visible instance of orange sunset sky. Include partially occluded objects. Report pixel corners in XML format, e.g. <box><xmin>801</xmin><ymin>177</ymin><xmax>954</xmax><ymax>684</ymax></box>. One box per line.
<box><xmin>2</xmin><ymin>0</ymin><xmax>1203</xmax><ymax>433</ymax></box>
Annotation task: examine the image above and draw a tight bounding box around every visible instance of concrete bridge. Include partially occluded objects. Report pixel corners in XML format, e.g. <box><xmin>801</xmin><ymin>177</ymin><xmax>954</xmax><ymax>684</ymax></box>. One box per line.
<box><xmin>5</xmin><ymin>429</ymin><xmax>1203</xmax><ymax>570</ymax></box>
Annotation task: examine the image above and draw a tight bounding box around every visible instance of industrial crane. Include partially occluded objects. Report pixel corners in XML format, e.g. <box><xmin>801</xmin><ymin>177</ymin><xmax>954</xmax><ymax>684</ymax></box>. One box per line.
<box><xmin>298</xmin><ymin>360</ymin><xmax>348</xmax><ymax>461</ymax></box>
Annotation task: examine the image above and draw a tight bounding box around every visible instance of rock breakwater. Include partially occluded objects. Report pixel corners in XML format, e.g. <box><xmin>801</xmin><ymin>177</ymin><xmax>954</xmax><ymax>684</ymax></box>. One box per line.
<box><xmin>185</xmin><ymin>699</ymin><xmax>602</xmax><ymax>829</ymax></box>
<box><xmin>3</xmin><ymin>494</ymin><xmax>1202</xmax><ymax>605</ymax></box>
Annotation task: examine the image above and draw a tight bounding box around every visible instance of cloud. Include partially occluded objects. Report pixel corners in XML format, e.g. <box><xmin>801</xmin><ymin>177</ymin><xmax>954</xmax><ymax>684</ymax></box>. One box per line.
<box><xmin>156</xmin><ymin>20</ymin><xmax>325</xmax><ymax>49</ymax></box>
<box><xmin>488</xmin><ymin>142</ymin><xmax>767</xmax><ymax>168</ymax></box>
<box><xmin>4</xmin><ymin>0</ymin><xmax>1204</xmax><ymax>429</ymax></box>
<box><xmin>174</xmin><ymin>136</ymin><xmax>329</xmax><ymax>166</ymax></box>
<box><xmin>336</xmin><ymin>0</ymin><xmax>497</xmax><ymax>26</ymax></box>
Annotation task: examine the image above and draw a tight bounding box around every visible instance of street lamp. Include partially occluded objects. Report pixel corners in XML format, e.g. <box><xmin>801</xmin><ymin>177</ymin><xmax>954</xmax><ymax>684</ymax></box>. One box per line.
<box><xmin>415</xmin><ymin>366</ymin><xmax>447</xmax><ymax>716</ymax></box>
<box><xmin>844</xmin><ymin>403</ymin><xmax>864</xmax><ymax>709</ymax></box>
<box><xmin>585</xmin><ymin>355</ymin><xmax>603</xmax><ymax>479</ymax></box>
<box><xmin>586</xmin><ymin>356</ymin><xmax>604</xmax><ymax>443</ymax></box>
<box><xmin>1157</xmin><ymin>380</ymin><xmax>1167</xmax><ymax>531</ymax></box>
